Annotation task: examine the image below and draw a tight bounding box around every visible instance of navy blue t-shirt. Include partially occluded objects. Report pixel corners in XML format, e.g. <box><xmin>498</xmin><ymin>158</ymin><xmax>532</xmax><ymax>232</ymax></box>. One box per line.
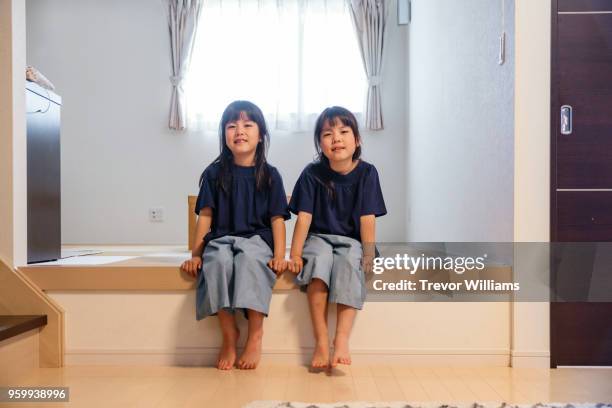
<box><xmin>195</xmin><ymin>162</ymin><xmax>290</xmax><ymax>250</ymax></box>
<box><xmin>288</xmin><ymin>160</ymin><xmax>387</xmax><ymax>242</ymax></box>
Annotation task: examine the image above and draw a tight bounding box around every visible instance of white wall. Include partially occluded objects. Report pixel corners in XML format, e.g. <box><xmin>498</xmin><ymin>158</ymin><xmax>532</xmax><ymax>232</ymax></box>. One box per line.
<box><xmin>407</xmin><ymin>0</ymin><xmax>515</xmax><ymax>242</ymax></box>
<box><xmin>0</xmin><ymin>0</ymin><xmax>27</xmax><ymax>267</ymax></box>
<box><xmin>25</xmin><ymin>0</ymin><xmax>407</xmax><ymax>245</ymax></box>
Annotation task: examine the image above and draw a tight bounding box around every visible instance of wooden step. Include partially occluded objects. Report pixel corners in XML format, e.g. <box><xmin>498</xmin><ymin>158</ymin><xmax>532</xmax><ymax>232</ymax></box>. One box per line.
<box><xmin>0</xmin><ymin>315</ymin><xmax>47</xmax><ymax>342</ymax></box>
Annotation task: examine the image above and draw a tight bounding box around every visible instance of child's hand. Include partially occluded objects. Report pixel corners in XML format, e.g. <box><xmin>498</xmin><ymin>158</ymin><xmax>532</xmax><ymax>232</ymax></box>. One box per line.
<box><xmin>362</xmin><ymin>254</ymin><xmax>374</xmax><ymax>276</ymax></box>
<box><xmin>181</xmin><ymin>256</ymin><xmax>202</xmax><ymax>278</ymax></box>
<box><xmin>287</xmin><ymin>255</ymin><xmax>303</xmax><ymax>274</ymax></box>
<box><xmin>267</xmin><ymin>257</ymin><xmax>287</xmax><ymax>276</ymax></box>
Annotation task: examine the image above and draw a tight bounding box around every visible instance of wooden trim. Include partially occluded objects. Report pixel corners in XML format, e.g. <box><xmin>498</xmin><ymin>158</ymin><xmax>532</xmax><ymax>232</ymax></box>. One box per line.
<box><xmin>550</xmin><ymin>0</ymin><xmax>559</xmax><ymax>369</ymax></box>
<box><xmin>0</xmin><ymin>256</ymin><xmax>64</xmax><ymax>367</ymax></box>
<box><xmin>557</xmin><ymin>188</ymin><xmax>612</xmax><ymax>191</ymax></box>
<box><xmin>63</xmin><ymin>347</ymin><xmax>512</xmax><ymax>366</ymax></box>
<box><xmin>65</xmin><ymin>346</ymin><xmax>512</xmax><ymax>355</ymax></box>
<box><xmin>22</xmin><ymin>266</ymin><xmax>194</xmax><ymax>290</ymax></box>
<box><xmin>551</xmin><ymin>0</ymin><xmax>559</xmax><ymax>244</ymax></box>
<box><xmin>558</xmin><ymin>11</ymin><xmax>612</xmax><ymax>14</ymax></box>
<box><xmin>187</xmin><ymin>195</ymin><xmax>197</xmax><ymax>251</ymax></box>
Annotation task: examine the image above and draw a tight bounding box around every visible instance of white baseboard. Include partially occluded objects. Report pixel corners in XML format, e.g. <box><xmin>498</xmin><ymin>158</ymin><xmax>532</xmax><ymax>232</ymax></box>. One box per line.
<box><xmin>510</xmin><ymin>350</ymin><xmax>550</xmax><ymax>368</ymax></box>
<box><xmin>64</xmin><ymin>347</ymin><xmax>511</xmax><ymax>367</ymax></box>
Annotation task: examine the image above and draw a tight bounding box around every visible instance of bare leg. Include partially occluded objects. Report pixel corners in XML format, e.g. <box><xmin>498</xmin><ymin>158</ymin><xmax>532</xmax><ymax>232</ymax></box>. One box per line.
<box><xmin>237</xmin><ymin>309</ymin><xmax>264</xmax><ymax>369</ymax></box>
<box><xmin>217</xmin><ymin>309</ymin><xmax>239</xmax><ymax>370</ymax></box>
<box><xmin>307</xmin><ymin>278</ymin><xmax>330</xmax><ymax>369</ymax></box>
<box><xmin>331</xmin><ymin>304</ymin><xmax>356</xmax><ymax>367</ymax></box>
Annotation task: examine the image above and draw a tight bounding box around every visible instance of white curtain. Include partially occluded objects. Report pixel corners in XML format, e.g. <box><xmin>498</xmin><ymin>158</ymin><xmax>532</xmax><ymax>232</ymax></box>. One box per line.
<box><xmin>185</xmin><ymin>0</ymin><xmax>365</xmax><ymax>132</ymax></box>
<box><xmin>165</xmin><ymin>0</ymin><xmax>203</xmax><ymax>130</ymax></box>
<box><xmin>348</xmin><ymin>0</ymin><xmax>387</xmax><ymax>130</ymax></box>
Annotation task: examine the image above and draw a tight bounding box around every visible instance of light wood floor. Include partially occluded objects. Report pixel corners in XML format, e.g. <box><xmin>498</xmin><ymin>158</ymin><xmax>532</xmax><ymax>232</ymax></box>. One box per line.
<box><xmin>4</xmin><ymin>364</ymin><xmax>612</xmax><ymax>407</ymax></box>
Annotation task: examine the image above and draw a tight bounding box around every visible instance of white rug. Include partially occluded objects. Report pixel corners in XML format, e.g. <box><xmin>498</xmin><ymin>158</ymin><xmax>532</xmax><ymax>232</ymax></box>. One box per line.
<box><xmin>243</xmin><ymin>402</ymin><xmax>612</xmax><ymax>408</ymax></box>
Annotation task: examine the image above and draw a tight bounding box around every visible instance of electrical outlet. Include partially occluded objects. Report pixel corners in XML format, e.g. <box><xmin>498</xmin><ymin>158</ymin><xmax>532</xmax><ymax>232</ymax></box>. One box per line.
<box><xmin>149</xmin><ymin>207</ymin><xmax>164</xmax><ymax>222</ymax></box>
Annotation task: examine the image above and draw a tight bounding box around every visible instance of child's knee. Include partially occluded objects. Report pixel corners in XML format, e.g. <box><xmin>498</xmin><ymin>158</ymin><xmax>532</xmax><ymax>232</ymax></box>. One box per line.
<box><xmin>245</xmin><ymin>309</ymin><xmax>265</xmax><ymax>320</ymax></box>
<box><xmin>309</xmin><ymin>278</ymin><xmax>329</xmax><ymax>291</ymax></box>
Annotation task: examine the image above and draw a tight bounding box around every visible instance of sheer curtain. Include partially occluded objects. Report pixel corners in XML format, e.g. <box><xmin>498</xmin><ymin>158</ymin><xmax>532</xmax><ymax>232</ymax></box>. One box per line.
<box><xmin>165</xmin><ymin>0</ymin><xmax>203</xmax><ymax>130</ymax></box>
<box><xmin>184</xmin><ymin>0</ymin><xmax>366</xmax><ymax>132</ymax></box>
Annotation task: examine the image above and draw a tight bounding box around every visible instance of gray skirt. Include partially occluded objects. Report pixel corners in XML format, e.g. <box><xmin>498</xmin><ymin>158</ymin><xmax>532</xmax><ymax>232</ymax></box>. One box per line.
<box><xmin>295</xmin><ymin>233</ymin><xmax>365</xmax><ymax>310</ymax></box>
<box><xmin>196</xmin><ymin>234</ymin><xmax>275</xmax><ymax>320</ymax></box>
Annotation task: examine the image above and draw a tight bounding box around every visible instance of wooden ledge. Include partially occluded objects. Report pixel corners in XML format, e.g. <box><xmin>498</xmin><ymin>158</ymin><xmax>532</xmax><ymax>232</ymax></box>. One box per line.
<box><xmin>19</xmin><ymin>256</ymin><xmax>298</xmax><ymax>291</ymax></box>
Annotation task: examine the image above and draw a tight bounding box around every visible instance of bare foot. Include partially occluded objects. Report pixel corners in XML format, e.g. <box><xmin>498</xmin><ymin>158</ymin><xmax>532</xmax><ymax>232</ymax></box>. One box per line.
<box><xmin>331</xmin><ymin>335</ymin><xmax>351</xmax><ymax>367</ymax></box>
<box><xmin>237</xmin><ymin>332</ymin><xmax>262</xmax><ymax>369</ymax></box>
<box><xmin>311</xmin><ymin>340</ymin><xmax>330</xmax><ymax>370</ymax></box>
<box><xmin>217</xmin><ymin>327</ymin><xmax>239</xmax><ymax>370</ymax></box>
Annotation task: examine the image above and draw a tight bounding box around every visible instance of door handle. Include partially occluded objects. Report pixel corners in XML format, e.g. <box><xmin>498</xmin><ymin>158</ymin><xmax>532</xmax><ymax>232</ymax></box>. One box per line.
<box><xmin>561</xmin><ymin>105</ymin><xmax>572</xmax><ymax>135</ymax></box>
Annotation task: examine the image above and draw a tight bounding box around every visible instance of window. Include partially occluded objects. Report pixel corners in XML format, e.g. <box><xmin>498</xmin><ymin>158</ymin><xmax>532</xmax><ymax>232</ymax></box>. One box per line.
<box><xmin>185</xmin><ymin>0</ymin><xmax>365</xmax><ymax>132</ymax></box>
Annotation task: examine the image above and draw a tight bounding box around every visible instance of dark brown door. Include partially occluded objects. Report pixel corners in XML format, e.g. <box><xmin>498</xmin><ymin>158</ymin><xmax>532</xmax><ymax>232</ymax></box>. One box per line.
<box><xmin>551</xmin><ymin>0</ymin><xmax>612</xmax><ymax>366</ymax></box>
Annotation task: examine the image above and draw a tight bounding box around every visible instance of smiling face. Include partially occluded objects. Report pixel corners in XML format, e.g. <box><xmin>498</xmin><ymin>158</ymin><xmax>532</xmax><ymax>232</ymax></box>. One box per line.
<box><xmin>224</xmin><ymin>111</ymin><xmax>261</xmax><ymax>161</ymax></box>
<box><xmin>319</xmin><ymin>117</ymin><xmax>360</xmax><ymax>164</ymax></box>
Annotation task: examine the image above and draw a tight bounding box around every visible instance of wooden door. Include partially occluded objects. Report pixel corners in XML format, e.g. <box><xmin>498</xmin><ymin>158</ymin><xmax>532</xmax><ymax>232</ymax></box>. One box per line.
<box><xmin>551</xmin><ymin>0</ymin><xmax>612</xmax><ymax>366</ymax></box>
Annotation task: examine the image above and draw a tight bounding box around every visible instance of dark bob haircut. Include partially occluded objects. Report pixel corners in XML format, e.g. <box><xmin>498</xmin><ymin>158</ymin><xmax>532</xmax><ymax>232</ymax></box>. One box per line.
<box><xmin>313</xmin><ymin>106</ymin><xmax>362</xmax><ymax>164</ymax></box>
<box><xmin>312</xmin><ymin>106</ymin><xmax>362</xmax><ymax>198</ymax></box>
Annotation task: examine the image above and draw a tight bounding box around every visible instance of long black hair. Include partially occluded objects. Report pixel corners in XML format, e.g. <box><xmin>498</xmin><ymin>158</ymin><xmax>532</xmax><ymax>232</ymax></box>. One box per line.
<box><xmin>312</xmin><ymin>106</ymin><xmax>362</xmax><ymax>198</ymax></box>
<box><xmin>200</xmin><ymin>100</ymin><xmax>271</xmax><ymax>193</ymax></box>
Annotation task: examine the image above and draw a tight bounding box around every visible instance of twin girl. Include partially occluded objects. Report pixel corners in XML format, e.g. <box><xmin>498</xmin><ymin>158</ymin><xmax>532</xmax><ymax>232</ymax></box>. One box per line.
<box><xmin>180</xmin><ymin>100</ymin><xmax>386</xmax><ymax>371</ymax></box>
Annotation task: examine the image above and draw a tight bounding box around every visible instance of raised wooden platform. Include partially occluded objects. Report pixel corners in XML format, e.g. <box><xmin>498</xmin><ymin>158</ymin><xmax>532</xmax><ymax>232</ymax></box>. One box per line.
<box><xmin>19</xmin><ymin>246</ymin><xmax>298</xmax><ymax>291</ymax></box>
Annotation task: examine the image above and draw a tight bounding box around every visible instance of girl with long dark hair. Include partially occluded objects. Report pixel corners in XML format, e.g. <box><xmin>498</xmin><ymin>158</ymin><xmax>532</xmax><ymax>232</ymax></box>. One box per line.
<box><xmin>181</xmin><ymin>100</ymin><xmax>289</xmax><ymax>370</ymax></box>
